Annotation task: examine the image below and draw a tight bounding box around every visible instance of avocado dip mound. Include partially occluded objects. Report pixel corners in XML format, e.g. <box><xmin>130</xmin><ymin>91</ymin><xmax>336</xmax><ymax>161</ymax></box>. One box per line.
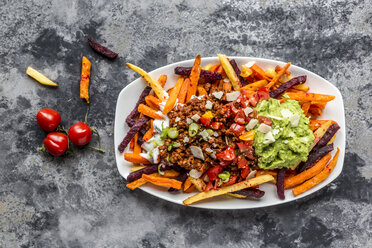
<box><xmin>254</xmin><ymin>98</ymin><xmax>315</xmax><ymax>170</ymax></box>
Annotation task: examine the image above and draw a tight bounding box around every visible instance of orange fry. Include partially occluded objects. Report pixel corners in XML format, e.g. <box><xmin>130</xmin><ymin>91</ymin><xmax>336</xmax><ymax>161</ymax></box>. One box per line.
<box><xmin>158</xmin><ymin>75</ymin><xmax>167</xmax><ymax>87</ymax></box>
<box><xmin>183</xmin><ymin>177</ymin><xmax>193</xmax><ymax>192</ymax></box>
<box><xmin>240</xmin><ymin>79</ymin><xmax>268</xmax><ymax>92</ymax></box>
<box><xmin>275</xmin><ymin>65</ymin><xmax>291</xmax><ymax>75</ymax></box>
<box><xmin>143</xmin><ymin>119</ymin><xmax>154</xmax><ymax>142</ymax></box>
<box><xmin>286</xmin><ymin>92</ymin><xmax>335</xmax><ymax>102</ymax></box>
<box><xmin>133</xmin><ymin>133</ymin><xmax>141</xmax><ymax>154</ymax></box>
<box><xmin>138</xmin><ymin>104</ymin><xmax>165</xmax><ymax>119</ymax></box>
<box><xmin>311</xmin><ymin>102</ymin><xmax>327</xmax><ymax>109</ymax></box>
<box><xmin>145</xmin><ymin>95</ymin><xmax>161</xmax><ymax>110</ymax></box>
<box><xmin>302</xmin><ymin>102</ymin><xmax>311</xmax><ymax>115</ymax></box>
<box><xmin>163</xmin><ymin>77</ymin><xmax>184</xmax><ymax>114</ymax></box>
<box><xmin>209</xmin><ymin>64</ymin><xmax>220</xmax><ymax>72</ymax></box>
<box><xmin>124</xmin><ymin>153</ymin><xmax>151</xmax><ymax>164</ymax></box>
<box><xmin>126</xmin><ymin>178</ymin><xmax>147</xmax><ymax>190</ymax></box>
<box><xmin>186</xmin><ymin>54</ymin><xmax>202</xmax><ymax>102</ymax></box>
<box><xmin>162</xmin><ymin>170</ymin><xmax>180</xmax><ymax>177</ymax></box>
<box><xmin>293</xmin><ymin>148</ymin><xmax>340</xmax><ymax>196</ymax></box>
<box><xmin>309</xmin><ymin>106</ymin><xmax>322</xmax><ymax>116</ymax></box>
<box><xmin>223</xmin><ymin>82</ymin><xmax>232</xmax><ymax>93</ymax></box>
<box><xmin>266</xmin><ymin>62</ymin><xmax>291</xmax><ymax>89</ymax></box>
<box><xmin>250</xmin><ymin>64</ymin><xmax>271</xmax><ymax>81</ymax></box>
<box><xmin>80</xmin><ymin>56</ymin><xmax>91</xmax><ymax>103</ymax></box>
<box><xmin>142</xmin><ymin>174</ymin><xmax>182</xmax><ymax>189</ymax></box>
<box><xmin>178</xmin><ymin>78</ymin><xmax>189</xmax><ymax>104</ymax></box>
<box><xmin>197</xmin><ymin>86</ymin><xmax>208</xmax><ymax>96</ymax></box>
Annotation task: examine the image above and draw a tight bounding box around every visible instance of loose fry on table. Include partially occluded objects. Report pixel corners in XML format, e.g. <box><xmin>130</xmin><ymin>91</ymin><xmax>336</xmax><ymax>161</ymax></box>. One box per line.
<box><xmin>250</xmin><ymin>64</ymin><xmax>271</xmax><ymax>81</ymax></box>
<box><xmin>79</xmin><ymin>56</ymin><xmax>92</xmax><ymax>103</ymax></box>
<box><xmin>163</xmin><ymin>77</ymin><xmax>184</xmax><ymax>114</ymax></box>
<box><xmin>142</xmin><ymin>174</ymin><xmax>182</xmax><ymax>189</ymax></box>
<box><xmin>186</xmin><ymin>54</ymin><xmax>202</xmax><ymax>102</ymax></box>
<box><xmin>145</xmin><ymin>96</ymin><xmax>161</xmax><ymax>110</ymax></box>
<box><xmin>197</xmin><ymin>86</ymin><xmax>208</xmax><ymax>96</ymax></box>
<box><xmin>292</xmin><ymin>84</ymin><xmax>309</xmax><ymax>92</ymax></box>
<box><xmin>183</xmin><ymin>175</ymin><xmax>274</xmax><ymax>205</ymax></box>
<box><xmin>124</xmin><ymin>153</ymin><xmax>151</xmax><ymax>164</ymax></box>
<box><xmin>138</xmin><ymin>104</ymin><xmax>165</xmax><ymax>119</ymax></box>
<box><xmin>142</xmin><ymin>120</ymin><xmax>154</xmax><ymax>142</ymax></box>
<box><xmin>26</xmin><ymin>66</ymin><xmax>58</xmax><ymax>87</ymax></box>
<box><xmin>286</xmin><ymin>92</ymin><xmax>335</xmax><ymax>102</ymax></box>
<box><xmin>240</xmin><ymin>80</ymin><xmax>268</xmax><ymax>92</ymax></box>
<box><xmin>284</xmin><ymin>154</ymin><xmax>332</xmax><ymax>189</ymax></box>
<box><xmin>178</xmin><ymin>78</ymin><xmax>189</xmax><ymax>104</ymax></box>
<box><xmin>88</xmin><ymin>37</ymin><xmax>118</xmax><ymax>59</ymax></box>
<box><xmin>126</xmin><ymin>63</ymin><xmax>165</xmax><ymax>101</ymax></box>
<box><xmin>158</xmin><ymin>74</ymin><xmax>167</xmax><ymax>87</ymax></box>
<box><xmin>293</xmin><ymin>148</ymin><xmax>340</xmax><ymax>196</ymax></box>
<box><xmin>217</xmin><ymin>54</ymin><xmax>241</xmax><ymax>90</ymax></box>
<box><xmin>266</xmin><ymin>62</ymin><xmax>291</xmax><ymax>89</ymax></box>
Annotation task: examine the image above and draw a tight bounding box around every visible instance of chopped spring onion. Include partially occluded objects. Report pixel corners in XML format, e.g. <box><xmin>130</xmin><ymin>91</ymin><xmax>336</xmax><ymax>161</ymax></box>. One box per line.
<box><xmin>218</xmin><ymin>171</ymin><xmax>230</xmax><ymax>183</ymax></box>
<box><xmin>158</xmin><ymin>164</ymin><xmax>165</xmax><ymax>175</ymax></box>
<box><xmin>188</xmin><ymin>123</ymin><xmax>199</xmax><ymax>137</ymax></box>
<box><xmin>160</xmin><ymin>127</ymin><xmax>169</xmax><ymax>139</ymax></box>
<box><xmin>167</xmin><ymin>127</ymin><xmax>179</xmax><ymax>139</ymax></box>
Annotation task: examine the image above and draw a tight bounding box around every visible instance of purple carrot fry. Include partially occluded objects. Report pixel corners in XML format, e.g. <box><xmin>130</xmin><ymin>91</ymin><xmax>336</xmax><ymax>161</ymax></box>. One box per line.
<box><xmin>232</xmin><ymin>188</ymin><xmax>265</xmax><ymax>198</ymax></box>
<box><xmin>125</xmin><ymin>86</ymin><xmax>152</xmax><ymax>127</ymax></box>
<box><xmin>126</xmin><ymin>165</ymin><xmax>158</xmax><ymax>183</ymax></box>
<box><xmin>229</xmin><ymin>59</ymin><xmax>245</xmax><ymax>86</ymax></box>
<box><xmin>312</xmin><ymin>123</ymin><xmax>340</xmax><ymax>151</ymax></box>
<box><xmin>88</xmin><ymin>37</ymin><xmax>118</xmax><ymax>59</ymax></box>
<box><xmin>174</xmin><ymin>67</ymin><xmax>222</xmax><ymax>80</ymax></box>
<box><xmin>276</xmin><ymin>168</ymin><xmax>286</xmax><ymax>200</ymax></box>
<box><xmin>298</xmin><ymin>144</ymin><xmax>334</xmax><ymax>173</ymax></box>
<box><xmin>118</xmin><ymin>116</ymin><xmax>150</xmax><ymax>153</ymax></box>
<box><xmin>168</xmin><ymin>171</ymin><xmax>188</xmax><ymax>192</ymax></box>
<box><xmin>269</xmin><ymin>75</ymin><xmax>307</xmax><ymax>98</ymax></box>
<box><xmin>137</xmin><ymin>128</ymin><xmax>147</xmax><ymax>145</ymax></box>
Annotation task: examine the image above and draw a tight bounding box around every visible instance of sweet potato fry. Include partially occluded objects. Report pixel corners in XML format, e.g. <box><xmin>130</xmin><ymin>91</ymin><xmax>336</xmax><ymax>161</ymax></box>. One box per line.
<box><xmin>183</xmin><ymin>177</ymin><xmax>193</xmax><ymax>192</ymax></box>
<box><xmin>286</xmin><ymin>92</ymin><xmax>335</xmax><ymax>102</ymax></box>
<box><xmin>309</xmin><ymin>106</ymin><xmax>322</xmax><ymax>116</ymax></box>
<box><xmin>142</xmin><ymin>174</ymin><xmax>182</xmax><ymax>189</ymax></box>
<box><xmin>186</xmin><ymin>55</ymin><xmax>202</xmax><ymax>102</ymax></box>
<box><xmin>266</xmin><ymin>62</ymin><xmax>291</xmax><ymax>89</ymax></box>
<box><xmin>126</xmin><ymin>63</ymin><xmax>165</xmax><ymax>101</ymax></box>
<box><xmin>217</xmin><ymin>54</ymin><xmax>241</xmax><ymax>90</ymax></box>
<box><xmin>138</xmin><ymin>104</ymin><xmax>165</xmax><ymax>119</ymax></box>
<box><xmin>184</xmin><ymin>185</ymin><xmax>196</xmax><ymax>193</ymax></box>
<box><xmin>26</xmin><ymin>66</ymin><xmax>58</xmax><ymax>87</ymax></box>
<box><xmin>133</xmin><ymin>133</ymin><xmax>141</xmax><ymax>154</ymax></box>
<box><xmin>197</xmin><ymin>86</ymin><xmax>208</xmax><ymax>96</ymax></box>
<box><xmin>293</xmin><ymin>148</ymin><xmax>340</xmax><ymax>196</ymax></box>
<box><xmin>162</xmin><ymin>170</ymin><xmax>180</xmax><ymax>178</ymax></box>
<box><xmin>309</xmin><ymin>120</ymin><xmax>331</xmax><ymax>131</ymax></box>
<box><xmin>178</xmin><ymin>78</ymin><xmax>189</xmax><ymax>104</ymax></box>
<box><xmin>145</xmin><ymin>95</ymin><xmax>161</xmax><ymax>110</ymax></box>
<box><xmin>275</xmin><ymin>65</ymin><xmax>291</xmax><ymax>75</ymax></box>
<box><xmin>158</xmin><ymin>75</ymin><xmax>167</xmax><ymax>87</ymax></box>
<box><xmin>240</xmin><ymin>80</ymin><xmax>268</xmax><ymax>92</ymax></box>
<box><xmin>209</xmin><ymin>64</ymin><xmax>220</xmax><ymax>72</ymax></box>
<box><xmin>124</xmin><ymin>153</ymin><xmax>151</xmax><ymax>164</ymax></box>
<box><xmin>142</xmin><ymin>120</ymin><xmax>154</xmax><ymax>142</ymax></box>
<box><xmin>163</xmin><ymin>77</ymin><xmax>184</xmax><ymax>114</ymax></box>
<box><xmin>183</xmin><ymin>175</ymin><xmax>274</xmax><ymax>205</ymax></box>
<box><xmin>285</xmin><ymin>154</ymin><xmax>331</xmax><ymax>189</ymax></box>
<box><xmin>311</xmin><ymin>102</ymin><xmax>327</xmax><ymax>109</ymax></box>
<box><xmin>302</xmin><ymin>102</ymin><xmax>311</xmax><ymax>115</ymax></box>
<box><xmin>223</xmin><ymin>81</ymin><xmax>232</xmax><ymax>93</ymax></box>
<box><xmin>250</xmin><ymin>64</ymin><xmax>271</xmax><ymax>81</ymax></box>
<box><xmin>126</xmin><ymin>178</ymin><xmax>148</xmax><ymax>190</ymax></box>
<box><xmin>80</xmin><ymin>56</ymin><xmax>91</xmax><ymax>103</ymax></box>
<box><xmin>292</xmin><ymin>84</ymin><xmax>309</xmax><ymax>92</ymax></box>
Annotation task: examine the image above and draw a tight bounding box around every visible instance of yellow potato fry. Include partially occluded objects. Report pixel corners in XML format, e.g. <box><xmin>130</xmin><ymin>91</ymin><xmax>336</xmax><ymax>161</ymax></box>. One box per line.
<box><xmin>126</xmin><ymin>63</ymin><xmax>165</xmax><ymax>101</ymax></box>
<box><xmin>240</xmin><ymin>80</ymin><xmax>268</xmax><ymax>92</ymax></box>
<box><xmin>217</xmin><ymin>54</ymin><xmax>241</xmax><ymax>90</ymax></box>
<box><xmin>26</xmin><ymin>67</ymin><xmax>58</xmax><ymax>86</ymax></box>
<box><xmin>183</xmin><ymin>175</ymin><xmax>274</xmax><ymax>205</ymax></box>
<box><xmin>292</xmin><ymin>84</ymin><xmax>309</xmax><ymax>92</ymax></box>
<box><xmin>310</xmin><ymin>120</ymin><xmax>333</xmax><ymax>151</ymax></box>
<box><xmin>130</xmin><ymin>165</ymin><xmax>147</xmax><ymax>172</ymax></box>
<box><xmin>189</xmin><ymin>178</ymin><xmax>206</xmax><ymax>192</ymax></box>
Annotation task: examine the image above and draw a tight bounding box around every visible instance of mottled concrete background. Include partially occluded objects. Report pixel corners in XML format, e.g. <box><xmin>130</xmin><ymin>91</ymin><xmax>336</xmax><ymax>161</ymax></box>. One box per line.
<box><xmin>0</xmin><ymin>0</ymin><xmax>371</xmax><ymax>247</ymax></box>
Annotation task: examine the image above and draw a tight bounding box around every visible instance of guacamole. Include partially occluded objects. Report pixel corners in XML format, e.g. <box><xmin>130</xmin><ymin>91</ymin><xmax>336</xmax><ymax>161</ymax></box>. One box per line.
<box><xmin>254</xmin><ymin>98</ymin><xmax>314</xmax><ymax>170</ymax></box>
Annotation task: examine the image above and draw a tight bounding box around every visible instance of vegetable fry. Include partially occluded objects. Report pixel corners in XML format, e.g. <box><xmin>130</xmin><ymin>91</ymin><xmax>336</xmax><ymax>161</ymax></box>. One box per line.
<box><xmin>276</xmin><ymin>168</ymin><xmax>286</xmax><ymax>200</ymax></box>
<box><xmin>126</xmin><ymin>178</ymin><xmax>147</xmax><ymax>190</ymax></box>
<box><xmin>310</xmin><ymin>121</ymin><xmax>333</xmax><ymax>150</ymax></box>
<box><xmin>269</xmin><ymin>76</ymin><xmax>307</xmax><ymax>98</ymax></box>
<box><xmin>142</xmin><ymin>174</ymin><xmax>182</xmax><ymax>189</ymax></box>
<box><xmin>217</xmin><ymin>54</ymin><xmax>241</xmax><ymax>90</ymax></box>
<box><xmin>250</xmin><ymin>64</ymin><xmax>271</xmax><ymax>81</ymax></box>
<box><xmin>88</xmin><ymin>37</ymin><xmax>118</xmax><ymax>59</ymax></box>
<box><xmin>26</xmin><ymin>66</ymin><xmax>58</xmax><ymax>87</ymax></box>
<box><xmin>189</xmin><ymin>178</ymin><xmax>206</xmax><ymax>192</ymax></box>
<box><xmin>124</xmin><ymin>153</ymin><xmax>151</xmax><ymax>164</ymax></box>
<box><xmin>231</xmin><ymin>188</ymin><xmax>265</xmax><ymax>198</ymax></box>
<box><xmin>239</xmin><ymin>130</ymin><xmax>255</xmax><ymax>141</ymax></box>
<box><xmin>138</xmin><ymin>104</ymin><xmax>165</xmax><ymax>119</ymax></box>
<box><xmin>133</xmin><ymin>133</ymin><xmax>141</xmax><ymax>154</ymax></box>
<box><xmin>183</xmin><ymin>177</ymin><xmax>193</xmax><ymax>192</ymax></box>
<box><xmin>158</xmin><ymin>75</ymin><xmax>167</xmax><ymax>87</ymax></box>
<box><xmin>126</xmin><ymin>86</ymin><xmax>152</xmax><ymax>127</ymax></box>
<box><xmin>143</xmin><ymin>120</ymin><xmax>154</xmax><ymax>142</ymax></box>
<box><xmin>186</xmin><ymin>55</ymin><xmax>202</xmax><ymax>102</ymax></box>
<box><xmin>126</xmin><ymin>63</ymin><xmax>165</xmax><ymax>101</ymax></box>
<box><xmin>197</xmin><ymin>86</ymin><xmax>208</xmax><ymax>96</ymax></box>
<box><xmin>313</xmin><ymin>123</ymin><xmax>340</xmax><ymax>151</ymax></box>
<box><xmin>130</xmin><ymin>165</ymin><xmax>147</xmax><ymax>172</ymax></box>
<box><xmin>126</xmin><ymin>165</ymin><xmax>158</xmax><ymax>183</ymax></box>
<box><xmin>163</xmin><ymin>77</ymin><xmax>184</xmax><ymax>114</ymax></box>
<box><xmin>178</xmin><ymin>78</ymin><xmax>189</xmax><ymax>104</ymax></box>
<box><xmin>286</xmin><ymin>92</ymin><xmax>335</xmax><ymax>102</ymax></box>
<box><xmin>145</xmin><ymin>95</ymin><xmax>161</xmax><ymax>110</ymax></box>
<box><xmin>223</xmin><ymin>82</ymin><xmax>232</xmax><ymax>93</ymax></box>
<box><xmin>292</xmin><ymin>84</ymin><xmax>309</xmax><ymax>92</ymax></box>
<box><xmin>174</xmin><ymin>67</ymin><xmax>222</xmax><ymax>80</ymax></box>
<box><xmin>298</xmin><ymin>144</ymin><xmax>334</xmax><ymax>173</ymax></box>
<box><xmin>79</xmin><ymin>56</ymin><xmax>91</xmax><ymax>103</ymax></box>
<box><xmin>162</xmin><ymin>170</ymin><xmax>180</xmax><ymax>177</ymax></box>
<box><xmin>309</xmin><ymin>106</ymin><xmax>322</xmax><ymax>116</ymax></box>
<box><xmin>118</xmin><ymin>116</ymin><xmax>150</xmax><ymax>153</ymax></box>
<box><xmin>240</xmin><ymin>80</ymin><xmax>268</xmax><ymax>92</ymax></box>
<box><xmin>285</xmin><ymin>154</ymin><xmax>332</xmax><ymax>189</ymax></box>
<box><xmin>266</xmin><ymin>62</ymin><xmax>291</xmax><ymax>89</ymax></box>
<box><xmin>229</xmin><ymin>59</ymin><xmax>246</xmax><ymax>86</ymax></box>
<box><xmin>183</xmin><ymin>175</ymin><xmax>274</xmax><ymax>205</ymax></box>
<box><xmin>293</xmin><ymin>148</ymin><xmax>340</xmax><ymax>196</ymax></box>
<box><xmin>302</xmin><ymin>102</ymin><xmax>311</xmax><ymax>115</ymax></box>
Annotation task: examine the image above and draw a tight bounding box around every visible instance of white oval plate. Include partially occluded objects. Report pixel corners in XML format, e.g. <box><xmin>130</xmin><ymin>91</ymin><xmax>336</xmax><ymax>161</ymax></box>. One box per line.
<box><xmin>114</xmin><ymin>57</ymin><xmax>345</xmax><ymax>209</ymax></box>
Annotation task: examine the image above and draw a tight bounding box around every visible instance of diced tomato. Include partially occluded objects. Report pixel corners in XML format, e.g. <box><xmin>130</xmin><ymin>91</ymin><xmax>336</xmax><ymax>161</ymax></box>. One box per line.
<box><xmin>205</xmin><ymin>181</ymin><xmax>214</xmax><ymax>191</ymax></box>
<box><xmin>237</xmin><ymin>142</ymin><xmax>250</xmax><ymax>152</ymax></box>
<box><xmin>230</xmin><ymin>123</ymin><xmax>245</xmax><ymax>136</ymax></box>
<box><xmin>223</xmin><ymin>175</ymin><xmax>238</xmax><ymax>186</ymax></box>
<box><xmin>258</xmin><ymin>116</ymin><xmax>272</xmax><ymax>126</ymax></box>
<box><xmin>210</xmin><ymin>122</ymin><xmax>224</xmax><ymax>130</ymax></box>
<box><xmin>230</xmin><ymin>104</ymin><xmax>240</xmax><ymax>116</ymax></box>
<box><xmin>234</xmin><ymin>110</ymin><xmax>246</xmax><ymax>125</ymax></box>
<box><xmin>244</xmin><ymin>146</ymin><xmax>255</xmax><ymax>160</ymax></box>
<box><xmin>249</xmin><ymin>96</ymin><xmax>258</xmax><ymax>107</ymax></box>
<box><xmin>199</xmin><ymin>117</ymin><xmax>211</xmax><ymax>127</ymax></box>
<box><xmin>207</xmin><ymin>165</ymin><xmax>223</xmax><ymax>181</ymax></box>
<box><xmin>248</xmin><ymin>109</ymin><xmax>257</xmax><ymax>118</ymax></box>
<box><xmin>237</xmin><ymin>155</ymin><xmax>248</xmax><ymax>168</ymax></box>
<box><xmin>241</xmin><ymin>166</ymin><xmax>251</xmax><ymax>179</ymax></box>
<box><xmin>257</xmin><ymin>87</ymin><xmax>270</xmax><ymax>101</ymax></box>
<box><xmin>258</xmin><ymin>87</ymin><xmax>269</xmax><ymax>93</ymax></box>
<box><xmin>219</xmin><ymin>160</ymin><xmax>233</xmax><ymax>167</ymax></box>
<box><xmin>225</xmin><ymin>105</ymin><xmax>232</xmax><ymax>118</ymax></box>
<box><xmin>216</xmin><ymin>147</ymin><xmax>236</xmax><ymax>162</ymax></box>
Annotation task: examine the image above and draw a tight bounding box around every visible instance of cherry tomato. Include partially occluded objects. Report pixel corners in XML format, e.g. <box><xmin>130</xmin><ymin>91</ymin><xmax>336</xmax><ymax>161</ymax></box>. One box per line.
<box><xmin>234</xmin><ymin>110</ymin><xmax>246</xmax><ymax>125</ymax></box>
<box><xmin>230</xmin><ymin>123</ymin><xmax>245</xmax><ymax>136</ymax></box>
<box><xmin>205</xmin><ymin>181</ymin><xmax>214</xmax><ymax>191</ymax></box>
<box><xmin>216</xmin><ymin>147</ymin><xmax>236</xmax><ymax>162</ymax></box>
<box><xmin>199</xmin><ymin>117</ymin><xmax>211</xmax><ymax>127</ymax></box>
<box><xmin>207</xmin><ymin>165</ymin><xmax>223</xmax><ymax>181</ymax></box>
<box><xmin>258</xmin><ymin>116</ymin><xmax>272</xmax><ymax>126</ymax></box>
<box><xmin>36</xmin><ymin>108</ymin><xmax>61</xmax><ymax>132</ymax></box>
<box><xmin>43</xmin><ymin>132</ymin><xmax>68</xmax><ymax>156</ymax></box>
<box><xmin>241</xmin><ymin>166</ymin><xmax>251</xmax><ymax>179</ymax></box>
<box><xmin>68</xmin><ymin>122</ymin><xmax>92</xmax><ymax>146</ymax></box>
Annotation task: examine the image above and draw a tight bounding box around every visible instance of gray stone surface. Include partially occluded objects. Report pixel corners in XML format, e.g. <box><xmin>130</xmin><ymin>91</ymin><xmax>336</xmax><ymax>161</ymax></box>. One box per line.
<box><xmin>0</xmin><ymin>0</ymin><xmax>371</xmax><ymax>247</ymax></box>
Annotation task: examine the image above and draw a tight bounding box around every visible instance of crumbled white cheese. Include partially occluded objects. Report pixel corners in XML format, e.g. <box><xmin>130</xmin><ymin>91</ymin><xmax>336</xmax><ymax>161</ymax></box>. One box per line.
<box><xmin>272</xmin><ymin>128</ymin><xmax>280</xmax><ymax>136</ymax></box>
<box><xmin>183</xmin><ymin>136</ymin><xmax>189</xmax><ymax>143</ymax></box>
<box><xmin>289</xmin><ymin>114</ymin><xmax>300</xmax><ymax>127</ymax></box>
<box><xmin>205</xmin><ymin>147</ymin><xmax>214</xmax><ymax>153</ymax></box>
<box><xmin>263</xmin><ymin>131</ymin><xmax>275</xmax><ymax>144</ymax></box>
<box><xmin>223</xmin><ymin>78</ymin><xmax>230</xmax><ymax>83</ymax></box>
<box><xmin>289</xmin><ymin>132</ymin><xmax>295</xmax><ymax>137</ymax></box>
<box><xmin>159</xmin><ymin>101</ymin><xmax>166</xmax><ymax>111</ymax></box>
<box><xmin>244</xmin><ymin>61</ymin><xmax>256</xmax><ymax>68</ymax></box>
<box><xmin>189</xmin><ymin>169</ymin><xmax>203</xmax><ymax>179</ymax></box>
<box><xmin>243</xmin><ymin>107</ymin><xmax>253</xmax><ymax>117</ymax></box>
<box><xmin>175</xmin><ymin>117</ymin><xmax>181</xmax><ymax>122</ymax></box>
<box><xmin>246</xmin><ymin>170</ymin><xmax>257</xmax><ymax>180</ymax></box>
<box><xmin>152</xmin><ymin>148</ymin><xmax>160</xmax><ymax>164</ymax></box>
<box><xmin>191</xmin><ymin>114</ymin><xmax>201</xmax><ymax>122</ymax></box>
<box><xmin>301</xmin><ymin>137</ymin><xmax>309</xmax><ymax>142</ymax></box>
<box><xmin>246</xmin><ymin>119</ymin><xmax>258</xmax><ymax>131</ymax></box>
<box><xmin>153</xmin><ymin>119</ymin><xmax>169</xmax><ymax>133</ymax></box>
<box><xmin>281</xmin><ymin>109</ymin><xmax>293</xmax><ymax>118</ymax></box>
<box><xmin>199</xmin><ymin>129</ymin><xmax>210</xmax><ymax>141</ymax></box>
<box><xmin>258</xmin><ymin>123</ymin><xmax>272</xmax><ymax>133</ymax></box>
<box><xmin>212</xmin><ymin>143</ymin><xmax>218</xmax><ymax>148</ymax></box>
<box><xmin>212</xmin><ymin>91</ymin><xmax>224</xmax><ymax>99</ymax></box>
<box><xmin>205</xmin><ymin>100</ymin><xmax>213</xmax><ymax>110</ymax></box>
<box><xmin>267</xmin><ymin>114</ymin><xmax>283</xmax><ymax>120</ymax></box>
<box><xmin>210</xmin><ymin>153</ymin><xmax>216</xmax><ymax>159</ymax></box>
<box><xmin>226</xmin><ymin>91</ymin><xmax>241</xmax><ymax>102</ymax></box>
<box><xmin>284</xmin><ymin>140</ymin><xmax>289</xmax><ymax>144</ymax></box>
<box><xmin>213</xmin><ymin>131</ymin><xmax>219</xmax><ymax>137</ymax></box>
<box><xmin>186</xmin><ymin>118</ymin><xmax>193</xmax><ymax>124</ymax></box>
<box><xmin>190</xmin><ymin>146</ymin><xmax>204</xmax><ymax>160</ymax></box>
<box><xmin>139</xmin><ymin>153</ymin><xmax>151</xmax><ymax>162</ymax></box>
